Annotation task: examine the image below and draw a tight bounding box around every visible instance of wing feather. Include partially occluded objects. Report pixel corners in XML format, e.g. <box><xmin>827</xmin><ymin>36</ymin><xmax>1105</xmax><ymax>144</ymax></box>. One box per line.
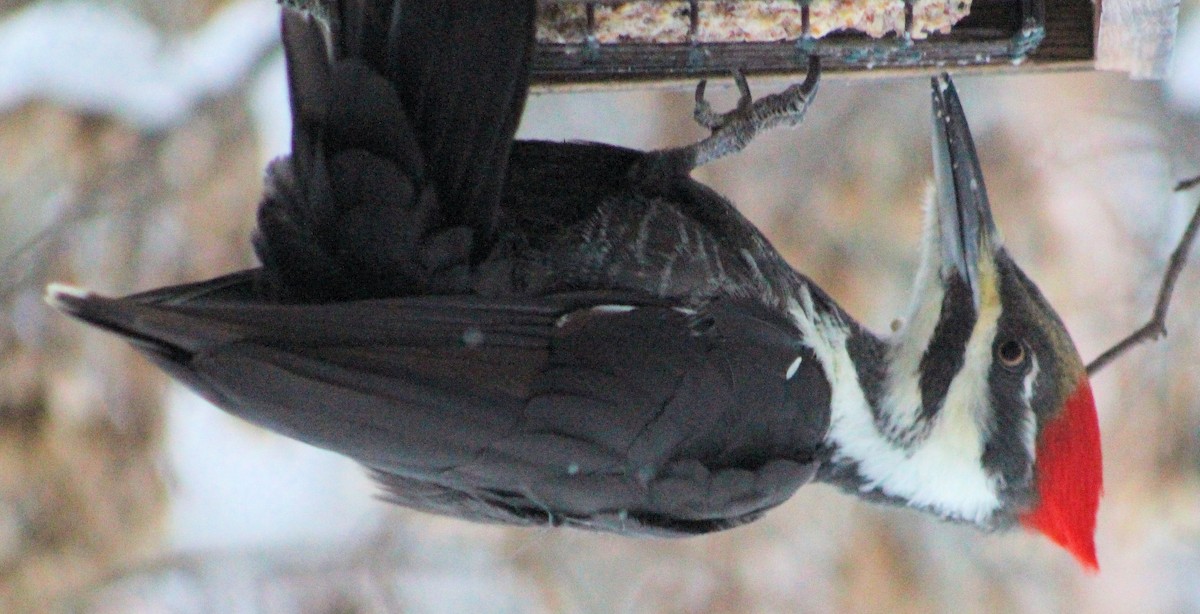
<box><xmin>52</xmin><ymin>287</ymin><xmax>829</xmax><ymax>534</ymax></box>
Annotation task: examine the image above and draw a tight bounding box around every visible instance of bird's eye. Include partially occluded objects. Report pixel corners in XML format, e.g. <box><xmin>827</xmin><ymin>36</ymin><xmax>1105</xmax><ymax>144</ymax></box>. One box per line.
<box><xmin>996</xmin><ymin>340</ymin><xmax>1027</xmax><ymax>369</ymax></box>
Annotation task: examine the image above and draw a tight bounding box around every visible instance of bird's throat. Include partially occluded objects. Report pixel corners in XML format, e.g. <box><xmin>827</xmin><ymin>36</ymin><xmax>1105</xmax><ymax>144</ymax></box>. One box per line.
<box><xmin>794</xmin><ymin>284</ymin><xmax>1004</xmax><ymax>527</ymax></box>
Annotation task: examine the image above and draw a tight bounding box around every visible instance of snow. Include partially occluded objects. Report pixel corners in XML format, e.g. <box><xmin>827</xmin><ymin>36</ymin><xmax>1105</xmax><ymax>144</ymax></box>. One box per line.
<box><xmin>1167</xmin><ymin>9</ymin><xmax>1200</xmax><ymax>112</ymax></box>
<box><xmin>0</xmin><ymin>0</ymin><xmax>279</xmax><ymax>130</ymax></box>
<box><xmin>165</xmin><ymin>385</ymin><xmax>384</xmax><ymax>553</ymax></box>
<box><xmin>6</xmin><ymin>0</ymin><xmax>1200</xmax><ymax>610</ymax></box>
<box><xmin>249</xmin><ymin>53</ymin><xmax>292</xmax><ymax>165</ymax></box>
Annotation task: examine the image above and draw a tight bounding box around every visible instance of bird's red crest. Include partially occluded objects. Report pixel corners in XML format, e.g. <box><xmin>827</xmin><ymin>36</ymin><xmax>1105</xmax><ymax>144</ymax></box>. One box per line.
<box><xmin>1019</xmin><ymin>377</ymin><xmax>1103</xmax><ymax>572</ymax></box>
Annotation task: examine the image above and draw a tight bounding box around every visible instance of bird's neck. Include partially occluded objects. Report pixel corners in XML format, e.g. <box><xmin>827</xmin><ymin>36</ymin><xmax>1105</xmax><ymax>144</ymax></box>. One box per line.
<box><xmin>787</xmin><ymin>282</ymin><xmax>1004</xmax><ymax>527</ymax></box>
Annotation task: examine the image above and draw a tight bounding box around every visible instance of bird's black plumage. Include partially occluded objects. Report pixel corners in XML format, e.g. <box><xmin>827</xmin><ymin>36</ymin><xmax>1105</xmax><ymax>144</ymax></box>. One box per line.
<box><xmin>51</xmin><ymin>0</ymin><xmax>835</xmax><ymax>534</ymax></box>
<box><xmin>49</xmin><ymin>0</ymin><xmax>1105</xmax><ymax>564</ymax></box>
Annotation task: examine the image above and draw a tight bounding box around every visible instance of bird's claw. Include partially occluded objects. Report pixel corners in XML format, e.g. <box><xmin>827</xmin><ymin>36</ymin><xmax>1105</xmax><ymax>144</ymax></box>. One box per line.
<box><xmin>693</xmin><ymin>69</ymin><xmax>754</xmax><ymax>132</ymax></box>
<box><xmin>636</xmin><ymin>56</ymin><xmax>820</xmax><ymax>178</ymax></box>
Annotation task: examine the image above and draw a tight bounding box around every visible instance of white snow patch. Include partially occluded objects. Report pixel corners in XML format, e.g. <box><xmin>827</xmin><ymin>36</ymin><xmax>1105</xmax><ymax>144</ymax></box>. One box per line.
<box><xmin>1167</xmin><ymin>10</ymin><xmax>1200</xmax><ymax>112</ymax></box>
<box><xmin>249</xmin><ymin>52</ymin><xmax>291</xmax><ymax>164</ymax></box>
<box><xmin>0</xmin><ymin>0</ymin><xmax>279</xmax><ymax>130</ymax></box>
<box><xmin>165</xmin><ymin>384</ymin><xmax>383</xmax><ymax>553</ymax></box>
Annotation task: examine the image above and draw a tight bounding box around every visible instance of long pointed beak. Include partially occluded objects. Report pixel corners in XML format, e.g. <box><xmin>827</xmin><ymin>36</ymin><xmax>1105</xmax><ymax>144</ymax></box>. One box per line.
<box><xmin>931</xmin><ymin>75</ymin><xmax>999</xmax><ymax>311</ymax></box>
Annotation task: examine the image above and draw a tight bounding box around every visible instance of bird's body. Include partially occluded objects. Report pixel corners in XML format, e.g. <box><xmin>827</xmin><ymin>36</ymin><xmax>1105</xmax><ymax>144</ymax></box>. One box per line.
<box><xmin>50</xmin><ymin>0</ymin><xmax>1103</xmax><ymax>568</ymax></box>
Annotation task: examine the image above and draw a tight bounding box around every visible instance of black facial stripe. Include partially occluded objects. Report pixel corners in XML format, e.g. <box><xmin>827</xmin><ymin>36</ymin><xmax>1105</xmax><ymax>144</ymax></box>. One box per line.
<box><xmin>847</xmin><ymin>330</ymin><xmax>887</xmax><ymax>422</ymax></box>
<box><xmin>982</xmin><ymin>254</ymin><xmax>1049</xmax><ymax>505</ymax></box>
<box><xmin>991</xmin><ymin>252</ymin><xmax>1064</xmax><ymax>421</ymax></box>
<box><xmin>918</xmin><ymin>275</ymin><xmax>976</xmax><ymax>421</ymax></box>
<box><xmin>982</xmin><ymin>383</ymin><xmax>1035</xmax><ymax>501</ymax></box>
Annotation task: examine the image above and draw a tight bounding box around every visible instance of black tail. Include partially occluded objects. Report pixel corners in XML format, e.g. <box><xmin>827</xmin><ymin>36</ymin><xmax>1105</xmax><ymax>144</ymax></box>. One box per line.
<box><xmin>254</xmin><ymin>0</ymin><xmax>536</xmax><ymax>301</ymax></box>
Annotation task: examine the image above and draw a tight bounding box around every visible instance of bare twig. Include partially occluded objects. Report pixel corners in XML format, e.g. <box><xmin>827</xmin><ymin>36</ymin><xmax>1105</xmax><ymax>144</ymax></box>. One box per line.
<box><xmin>1176</xmin><ymin>175</ymin><xmax>1200</xmax><ymax>192</ymax></box>
<box><xmin>1086</xmin><ymin>175</ymin><xmax>1200</xmax><ymax>375</ymax></box>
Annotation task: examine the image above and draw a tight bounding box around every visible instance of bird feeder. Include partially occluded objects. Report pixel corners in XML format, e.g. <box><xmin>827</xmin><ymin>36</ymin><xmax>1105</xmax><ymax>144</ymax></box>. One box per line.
<box><xmin>530</xmin><ymin>0</ymin><xmax>1095</xmax><ymax>88</ymax></box>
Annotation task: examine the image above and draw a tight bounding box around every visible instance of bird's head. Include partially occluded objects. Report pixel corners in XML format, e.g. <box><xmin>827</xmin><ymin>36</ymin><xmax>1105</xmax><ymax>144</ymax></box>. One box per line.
<box><xmin>871</xmin><ymin>76</ymin><xmax>1102</xmax><ymax>571</ymax></box>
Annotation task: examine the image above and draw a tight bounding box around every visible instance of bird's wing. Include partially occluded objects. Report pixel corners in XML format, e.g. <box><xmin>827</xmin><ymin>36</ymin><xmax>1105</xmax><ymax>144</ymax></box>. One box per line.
<box><xmin>51</xmin><ymin>287</ymin><xmax>829</xmax><ymax>535</ymax></box>
<box><xmin>254</xmin><ymin>0</ymin><xmax>535</xmax><ymax>300</ymax></box>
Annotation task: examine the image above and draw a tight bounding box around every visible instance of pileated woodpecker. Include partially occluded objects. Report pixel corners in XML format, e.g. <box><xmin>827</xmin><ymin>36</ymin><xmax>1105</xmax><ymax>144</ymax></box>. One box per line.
<box><xmin>47</xmin><ymin>0</ymin><xmax>1102</xmax><ymax>569</ymax></box>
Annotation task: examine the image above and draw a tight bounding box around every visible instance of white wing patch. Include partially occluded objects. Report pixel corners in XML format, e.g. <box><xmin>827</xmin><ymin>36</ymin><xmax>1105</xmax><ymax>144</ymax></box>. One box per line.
<box><xmin>555</xmin><ymin>304</ymin><xmax>637</xmax><ymax>328</ymax></box>
<box><xmin>786</xmin><ymin>356</ymin><xmax>804</xmax><ymax>380</ymax></box>
<box><xmin>591</xmin><ymin>304</ymin><xmax>636</xmax><ymax>314</ymax></box>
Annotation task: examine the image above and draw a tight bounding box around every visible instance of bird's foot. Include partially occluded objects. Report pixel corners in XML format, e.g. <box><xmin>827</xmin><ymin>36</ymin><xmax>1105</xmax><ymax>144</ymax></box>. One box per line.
<box><xmin>642</xmin><ymin>56</ymin><xmax>821</xmax><ymax>177</ymax></box>
<box><xmin>692</xmin><ymin>68</ymin><xmax>754</xmax><ymax>132</ymax></box>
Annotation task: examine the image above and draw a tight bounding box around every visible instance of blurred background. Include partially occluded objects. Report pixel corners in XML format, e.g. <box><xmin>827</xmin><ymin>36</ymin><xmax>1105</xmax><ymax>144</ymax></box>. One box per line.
<box><xmin>1</xmin><ymin>1</ymin><xmax>1199</xmax><ymax>612</ymax></box>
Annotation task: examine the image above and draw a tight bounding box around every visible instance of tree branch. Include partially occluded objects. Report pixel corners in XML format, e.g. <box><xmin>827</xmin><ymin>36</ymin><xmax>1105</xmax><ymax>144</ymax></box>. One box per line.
<box><xmin>1086</xmin><ymin>175</ymin><xmax>1200</xmax><ymax>375</ymax></box>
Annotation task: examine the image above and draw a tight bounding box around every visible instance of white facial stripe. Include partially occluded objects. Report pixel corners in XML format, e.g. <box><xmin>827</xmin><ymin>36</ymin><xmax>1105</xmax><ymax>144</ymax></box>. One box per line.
<box><xmin>792</xmin><ymin>283</ymin><xmax>1003</xmax><ymax>525</ymax></box>
<box><xmin>883</xmin><ymin>189</ymin><xmax>951</xmax><ymax>436</ymax></box>
<box><xmin>897</xmin><ymin>282</ymin><xmax>1002</xmax><ymax>521</ymax></box>
<box><xmin>1021</xmin><ymin>355</ymin><xmax>1040</xmax><ymax>461</ymax></box>
<box><xmin>883</xmin><ymin>276</ymin><xmax>944</xmax><ymax>435</ymax></box>
<box><xmin>941</xmin><ymin>278</ymin><xmax>1001</xmax><ymax>434</ymax></box>
<box><xmin>1022</xmin><ymin>354</ymin><xmax>1040</xmax><ymax>402</ymax></box>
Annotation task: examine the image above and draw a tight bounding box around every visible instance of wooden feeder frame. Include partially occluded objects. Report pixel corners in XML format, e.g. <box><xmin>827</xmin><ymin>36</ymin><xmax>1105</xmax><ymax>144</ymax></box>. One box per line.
<box><xmin>531</xmin><ymin>0</ymin><xmax>1095</xmax><ymax>89</ymax></box>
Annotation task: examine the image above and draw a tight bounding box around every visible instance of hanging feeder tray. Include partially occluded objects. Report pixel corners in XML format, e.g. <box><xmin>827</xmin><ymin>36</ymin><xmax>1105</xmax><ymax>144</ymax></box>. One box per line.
<box><xmin>531</xmin><ymin>0</ymin><xmax>1094</xmax><ymax>89</ymax></box>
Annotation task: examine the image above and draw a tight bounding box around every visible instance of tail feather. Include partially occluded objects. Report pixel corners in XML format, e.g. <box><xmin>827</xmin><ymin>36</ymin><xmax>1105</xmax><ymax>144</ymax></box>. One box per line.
<box><xmin>46</xmin><ymin>284</ymin><xmax>243</xmax><ymax>362</ymax></box>
<box><xmin>255</xmin><ymin>1</ymin><xmax>536</xmax><ymax>302</ymax></box>
<box><xmin>45</xmin><ymin>282</ymin><xmax>557</xmax><ymax>465</ymax></box>
<box><xmin>383</xmin><ymin>1</ymin><xmax>535</xmax><ymax>237</ymax></box>
<box><xmin>48</xmin><ymin>282</ymin><xmax>578</xmax><ymax>354</ymax></box>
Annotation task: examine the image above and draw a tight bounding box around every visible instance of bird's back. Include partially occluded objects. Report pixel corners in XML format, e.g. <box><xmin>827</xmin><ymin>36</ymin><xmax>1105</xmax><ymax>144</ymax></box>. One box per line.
<box><xmin>484</xmin><ymin>140</ymin><xmax>809</xmax><ymax>308</ymax></box>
